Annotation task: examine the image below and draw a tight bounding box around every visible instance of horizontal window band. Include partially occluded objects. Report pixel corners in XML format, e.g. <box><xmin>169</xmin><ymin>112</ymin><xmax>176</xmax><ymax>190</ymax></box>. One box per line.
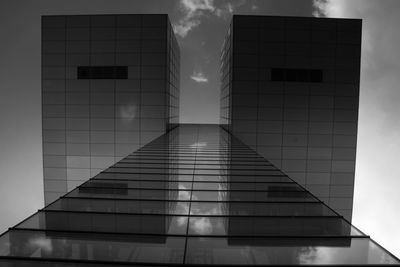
<box><xmin>134</xmin><ymin>147</ymin><xmax>254</xmax><ymax>150</ymax></box>
<box><xmin>38</xmin><ymin>209</ymin><xmax>343</xmax><ymax>218</ymax></box>
<box><xmin>91</xmin><ymin>178</ymin><xmax>295</xmax><ymax>184</ymax></box>
<box><xmin>128</xmin><ymin>151</ymin><xmax>263</xmax><ymax>155</ymax></box>
<box><xmin>133</xmin><ymin>149</ymin><xmax>259</xmax><ymax>155</ymax></box>
<box><xmin>107</xmin><ymin>166</ymin><xmax>280</xmax><ymax>171</ymax></box>
<box><xmin>77</xmin><ymin>186</ymin><xmax>305</xmax><ymax>193</ymax></box>
<box><xmin>121</xmin><ymin>158</ymin><xmax>270</xmax><ymax>161</ymax></box>
<box><xmin>129</xmin><ymin>153</ymin><xmax>264</xmax><ymax>157</ymax></box>
<box><xmin>124</xmin><ymin>158</ymin><xmax>267</xmax><ymax>162</ymax></box>
<box><xmin>8</xmin><ymin>227</ymin><xmax>368</xmax><ymax>239</ymax></box>
<box><xmin>115</xmin><ymin>162</ymin><xmax>274</xmax><ymax>167</ymax></box>
<box><xmin>61</xmin><ymin>196</ymin><xmax>321</xmax><ymax>204</ymax></box>
<box><xmin>0</xmin><ymin>256</ymin><xmax>180</xmax><ymax>266</ymax></box>
<box><xmin>129</xmin><ymin>153</ymin><xmax>262</xmax><ymax>157</ymax></box>
<box><xmin>101</xmin><ymin>171</ymin><xmax>286</xmax><ymax>176</ymax></box>
<box><xmin>123</xmin><ymin>158</ymin><xmax>270</xmax><ymax>163</ymax></box>
<box><xmin>116</xmin><ymin>160</ymin><xmax>271</xmax><ymax>164</ymax></box>
<box><xmin>124</xmin><ymin>157</ymin><xmax>267</xmax><ymax>161</ymax></box>
<box><xmin>137</xmin><ymin>148</ymin><xmax>252</xmax><ymax>151</ymax></box>
<box><xmin>118</xmin><ymin>169</ymin><xmax>278</xmax><ymax>173</ymax></box>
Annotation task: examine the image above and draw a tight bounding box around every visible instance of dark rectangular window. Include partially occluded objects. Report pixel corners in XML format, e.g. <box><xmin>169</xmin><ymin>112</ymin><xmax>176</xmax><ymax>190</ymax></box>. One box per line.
<box><xmin>77</xmin><ymin>66</ymin><xmax>128</xmax><ymax>79</ymax></box>
<box><xmin>271</xmin><ymin>68</ymin><xmax>323</xmax><ymax>83</ymax></box>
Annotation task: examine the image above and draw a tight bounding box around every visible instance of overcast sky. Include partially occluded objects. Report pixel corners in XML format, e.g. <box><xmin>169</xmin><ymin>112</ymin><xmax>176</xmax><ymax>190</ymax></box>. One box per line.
<box><xmin>0</xmin><ymin>0</ymin><xmax>399</xmax><ymax>259</ymax></box>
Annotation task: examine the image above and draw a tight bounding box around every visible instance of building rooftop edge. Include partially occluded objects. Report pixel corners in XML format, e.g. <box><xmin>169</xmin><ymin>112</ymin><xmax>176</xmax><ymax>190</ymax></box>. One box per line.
<box><xmin>232</xmin><ymin>14</ymin><xmax>362</xmax><ymax>21</ymax></box>
<box><xmin>41</xmin><ymin>14</ymin><xmax>170</xmax><ymax>17</ymax></box>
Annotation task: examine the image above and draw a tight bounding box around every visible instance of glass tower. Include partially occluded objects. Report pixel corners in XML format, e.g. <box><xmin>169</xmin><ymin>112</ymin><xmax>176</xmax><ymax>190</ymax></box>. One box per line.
<box><xmin>221</xmin><ymin>15</ymin><xmax>360</xmax><ymax>220</ymax></box>
<box><xmin>0</xmin><ymin>14</ymin><xmax>399</xmax><ymax>266</ymax></box>
<box><xmin>41</xmin><ymin>14</ymin><xmax>180</xmax><ymax>205</ymax></box>
<box><xmin>0</xmin><ymin>124</ymin><xmax>398</xmax><ymax>265</ymax></box>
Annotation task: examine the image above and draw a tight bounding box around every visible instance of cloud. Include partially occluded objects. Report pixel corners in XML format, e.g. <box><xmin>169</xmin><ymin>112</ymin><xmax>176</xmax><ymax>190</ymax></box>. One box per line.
<box><xmin>312</xmin><ymin>0</ymin><xmax>353</xmax><ymax>18</ymax></box>
<box><xmin>174</xmin><ymin>19</ymin><xmax>201</xmax><ymax>38</ymax></box>
<box><xmin>173</xmin><ymin>0</ymin><xmax>246</xmax><ymax>37</ymax></box>
<box><xmin>177</xmin><ymin>216</ymin><xmax>188</xmax><ymax>226</ymax></box>
<box><xmin>178</xmin><ymin>184</ymin><xmax>192</xmax><ymax>200</ymax></box>
<box><xmin>173</xmin><ymin>0</ymin><xmax>216</xmax><ymax>38</ymax></box>
<box><xmin>190</xmin><ymin>141</ymin><xmax>208</xmax><ymax>149</ymax></box>
<box><xmin>251</xmin><ymin>4</ymin><xmax>258</xmax><ymax>11</ymax></box>
<box><xmin>190</xmin><ymin>70</ymin><xmax>209</xmax><ymax>83</ymax></box>
<box><xmin>29</xmin><ymin>237</ymin><xmax>53</xmax><ymax>253</ymax></box>
<box><xmin>312</xmin><ymin>0</ymin><xmax>328</xmax><ymax>17</ymax></box>
<box><xmin>190</xmin><ymin>217</ymin><xmax>213</xmax><ymax>234</ymax></box>
<box><xmin>215</xmin><ymin>0</ymin><xmax>248</xmax><ymax>19</ymax></box>
<box><xmin>118</xmin><ymin>104</ymin><xmax>137</xmax><ymax>120</ymax></box>
<box><xmin>215</xmin><ymin>2</ymin><xmax>234</xmax><ymax>19</ymax></box>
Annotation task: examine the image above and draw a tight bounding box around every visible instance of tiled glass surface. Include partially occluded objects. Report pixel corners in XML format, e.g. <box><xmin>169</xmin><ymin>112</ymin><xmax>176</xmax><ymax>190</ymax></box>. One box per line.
<box><xmin>185</xmin><ymin>237</ymin><xmax>398</xmax><ymax>265</ymax></box>
<box><xmin>221</xmin><ymin>15</ymin><xmax>361</xmax><ymax>220</ymax></box>
<box><xmin>0</xmin><ymin>124</ymin><xmax>398</xmax><ymax>265</ymax></box>
<box><xmin>42</xmin><ymin>14</ymin><xmax>180</xmax><ymax>205</ymax></box>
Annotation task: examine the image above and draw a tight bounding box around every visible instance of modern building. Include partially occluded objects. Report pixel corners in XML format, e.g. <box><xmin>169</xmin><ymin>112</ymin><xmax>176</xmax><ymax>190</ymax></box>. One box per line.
<box><xmin>0</xmin><ymin>124</ymin><xmax>399</xmax><ymax>265</ymax></box>
<box><xmin>42</xmin><ymin>14</ymin><xmax>180</xmax><ymax>204</ymax></box>
<box><xmin>221</xmin><ymin>15</ymin><xmax>360</xmax><ymax>220</ymax></box>
<box><xmin>0</xmin><ymin>14</ymin><xmax>399</xmax><ymax>266</ymax></box>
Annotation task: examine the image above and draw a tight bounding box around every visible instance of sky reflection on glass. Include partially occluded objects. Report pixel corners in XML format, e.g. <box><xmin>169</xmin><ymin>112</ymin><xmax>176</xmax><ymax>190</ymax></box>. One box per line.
<box><xmin>0</xmin><ymin>124</ymin><xmax>398</xmax><ymax>265</ymax></box>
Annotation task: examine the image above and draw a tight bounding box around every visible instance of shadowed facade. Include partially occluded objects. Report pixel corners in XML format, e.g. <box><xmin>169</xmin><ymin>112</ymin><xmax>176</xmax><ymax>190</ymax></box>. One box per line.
<box><xmin>41</xmin><ymin>14</ymin><xmax>179</xmax><ymax>204</ymax></box>
<box><xmin>221</xmin><ymin>15</ymin><xmax>360</xmax><ymax>220</ymax></box>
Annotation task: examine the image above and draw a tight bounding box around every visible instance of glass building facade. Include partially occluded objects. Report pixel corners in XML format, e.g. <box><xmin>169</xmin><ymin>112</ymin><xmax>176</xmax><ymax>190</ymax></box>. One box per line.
<box><xmin>0</xmin><ymin>124</ymin><xmax>399</xmax><ymax>265</ymax></box>
<box><xmin>42</xmin><ymin>14</ymin><xmax>180</xmax><ymax>205</ymax></box>
<box><xmin>221</xmin><ymin>15</ymin><xmax>360</xmax><ymax>220</ymax></box>
<box><xmin>0</xmin><ymin>14</ymin><xmax>398</xmax><ymax>266</ymax></box>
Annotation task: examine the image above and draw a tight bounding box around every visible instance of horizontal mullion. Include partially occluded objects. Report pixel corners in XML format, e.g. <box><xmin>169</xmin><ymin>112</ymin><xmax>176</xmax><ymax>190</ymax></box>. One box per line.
<box><xmin>121</xmin><ymin>160</ymin><xmax>270</xmax><ymax>164</ymax></box>
<box><xmin>130</xmin><ymin>153</ymin><xmax>256</xmax><ymax>156</ymax></box>
<box><xmin>116</xmin><ymin>162</ymin><xmax>274</xmax><ymax>166</ymax></box>
<box><xmin>38</xmin><ymin>209</ymin><xmax>343</xmax><ymax>219</ymax></box>
<box><xmin>137</xmin><ymin>148</ymin><xmax>256</xmax><ymax>152</ymax></box>
<box><xmin>138</xmin><ymin>150</ymin><xmax>254</xmax><ymax>153</ymax></box>
<box><xmin>128</xmin><ymin>153</ymin><xmax>264</xmax><ymax>158</ymax></box>
<box><xmin>117</xmin><ymin>161</ymin><xmax>274</xmax><ymax>167</ymax></box>
<box><xmin>91</xmin><ymin>178</ymin><xmax>294</xmax><ymax>184</ymax></box>
<box><xmin>8</xmin><ymin>228</ymin><xmax>369</xmax><ymax>239</ymax></box>
<box><xmin>61</xmin><ymin>196</ymin><xmax>321</xmax><ymax>204</ymax></box>
<box><xmin>125</xmin><ymin>156</ymin><xmax>268</xmax><ymax>162</ymax></box>
<box><xmin>106</xmin><ymin>167</ymin><xmax>281</xmax><ymax>171</ymax></box>
<box><xmin>131</xmin><ymin>155</ymin><xmax>264</xmax><ymax>159</ymax></box>
<box><xmin>78</xmin><ymin>186</ymin><xmax>304</xmax><ymax>193</ymax></box>
<box><xmin>102</xmin><ymin>171</ymin><xmax>285</xmax><ymax>176</ymax></box>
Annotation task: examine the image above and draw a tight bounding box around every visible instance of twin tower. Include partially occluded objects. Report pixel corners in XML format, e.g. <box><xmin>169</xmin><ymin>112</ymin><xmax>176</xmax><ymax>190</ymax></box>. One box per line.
<box><xmin>0</xmin><ymin>13</ymin><xmax>399</xmax><ymax>266</ymax></box>
<box><xmin>42</xmin><ymin>14</ymin><xmax>360</xmax><ymax>221</ymax></box>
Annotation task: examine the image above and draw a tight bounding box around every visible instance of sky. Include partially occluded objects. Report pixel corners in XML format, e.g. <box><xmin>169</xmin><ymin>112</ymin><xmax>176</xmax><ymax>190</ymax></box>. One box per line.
<box><xmin>0</xmin><ymin>0</ymin><xmax>399</xmax><ymax>259</ymax></box>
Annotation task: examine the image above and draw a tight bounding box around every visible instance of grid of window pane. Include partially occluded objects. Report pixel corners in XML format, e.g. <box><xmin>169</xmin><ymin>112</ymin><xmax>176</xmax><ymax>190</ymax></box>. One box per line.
<box><xmin>2</xmin><ymin>13</ymin><xmax>395</xmax><ymax>266</ymax></box>
<box><xmin>220</xmin><ymin>15</ymin><xmax>361</xmax><ymax>220</ymax></box>
<box><xmin>220</xmin><ymin>21</ymin><xmax>232</xmax><ymax>130</ymax></box>
<box><xmin>0</xmin><ymin>124</ymin><xmax>398</xmax><ymax>265</ymax></box>
<box><xmin>42</xmin><ymin>14</ymin><xmax>180</xmax><ymax>205</ymax></box>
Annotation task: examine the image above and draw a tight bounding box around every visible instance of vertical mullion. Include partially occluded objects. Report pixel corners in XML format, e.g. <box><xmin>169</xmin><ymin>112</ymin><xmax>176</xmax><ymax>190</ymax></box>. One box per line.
<box><xmin>182</xmin><ymin>125</ymin><xmax>199</xmax><ymax>263</ymax></box>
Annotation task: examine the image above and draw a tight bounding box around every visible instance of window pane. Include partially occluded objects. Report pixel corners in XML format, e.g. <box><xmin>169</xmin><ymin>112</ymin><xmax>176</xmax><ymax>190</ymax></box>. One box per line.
<box><xmin>0</xmin><ymin>231</ymin><xmax>185</xmax><ymax>264</ymax></box>
<box><xmin>16</xmin><ymin>211</ymin><xmax>187</xmax><ymax>235</ymax></box>
<box><xmin>185</xmin><ymin>237</ymin><xmax>399</xmax><ymax>265</ymax></box>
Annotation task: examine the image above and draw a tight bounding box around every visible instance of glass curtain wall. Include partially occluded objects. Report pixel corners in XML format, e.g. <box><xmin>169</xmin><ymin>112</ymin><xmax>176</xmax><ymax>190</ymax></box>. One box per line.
<box><xmin>0</xmin><ymin>124</ymin><xmax>398</xmax><ymax>265</ymax></box>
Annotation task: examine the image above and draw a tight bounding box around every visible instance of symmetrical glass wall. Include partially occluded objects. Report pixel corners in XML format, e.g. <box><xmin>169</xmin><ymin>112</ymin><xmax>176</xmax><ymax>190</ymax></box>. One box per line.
<box><xmin>221</xmin><ymin>15</ymin><xmax>360</xmax><ymax>220</ymax></box>
<box><xmin>0</xmin><ymin>124</ymin><xmax>398</xmax><ymax>265</ymax></box>
<box><xmin>42</xmin><ymin>14</ymin><xmax>180</xmax><ymax>204</ymax></box>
